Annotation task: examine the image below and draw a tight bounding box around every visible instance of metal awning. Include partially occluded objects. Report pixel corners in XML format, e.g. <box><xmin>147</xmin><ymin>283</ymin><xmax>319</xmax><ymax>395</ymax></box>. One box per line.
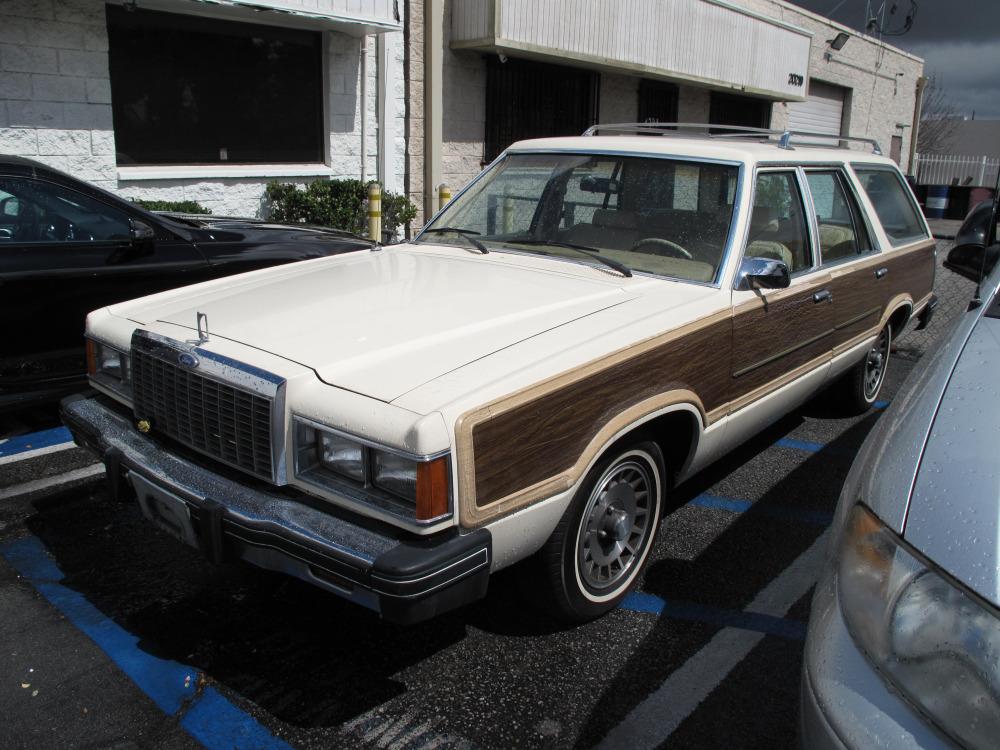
<box><xmin>139</xmin><ymin>0</ymin><xmax>402</xmax><ymax>35</ymax></box>
<box><xmin>452</xmin><ymin>0</ymin><xmax>812</xmax><ymax>100</ymax></box>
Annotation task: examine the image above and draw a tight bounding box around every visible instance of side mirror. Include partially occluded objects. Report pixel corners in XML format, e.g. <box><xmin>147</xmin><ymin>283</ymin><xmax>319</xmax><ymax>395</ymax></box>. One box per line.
<box><xmin>130</xmin><ymin>218</ymin><xmax>156</xmax><ymax>244</ymax></box>
<box><xmin>737</xmin><ymin>256</ymin><xmax>790</xmax><ymax>291</ymax></box>
<box><xmin>945</xmin><ymin>242</ymin><xmax>1000</xmax><ymax>283</ymax></box>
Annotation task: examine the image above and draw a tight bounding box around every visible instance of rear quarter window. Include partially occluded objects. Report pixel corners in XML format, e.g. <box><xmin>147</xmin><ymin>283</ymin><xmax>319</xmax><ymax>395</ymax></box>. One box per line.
<box><xmin>852</xmin><ymin>165</ymin><xmax>929</xmax><ymax>247</ymax></box>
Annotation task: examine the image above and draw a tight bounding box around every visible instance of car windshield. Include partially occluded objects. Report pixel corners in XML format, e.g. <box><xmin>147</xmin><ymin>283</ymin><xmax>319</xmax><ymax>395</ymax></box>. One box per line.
<box><xmin>416</xmin><ymin>152</ymin><xmax>740</xmax><ymax>283</ymax></box>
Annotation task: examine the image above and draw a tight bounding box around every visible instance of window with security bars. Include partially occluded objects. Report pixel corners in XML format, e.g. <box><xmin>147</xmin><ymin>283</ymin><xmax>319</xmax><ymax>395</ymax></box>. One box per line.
<box><xmin>484</xmin><ymin>57</ymin><xmax>598</xmax><ymax>164</ymax></box>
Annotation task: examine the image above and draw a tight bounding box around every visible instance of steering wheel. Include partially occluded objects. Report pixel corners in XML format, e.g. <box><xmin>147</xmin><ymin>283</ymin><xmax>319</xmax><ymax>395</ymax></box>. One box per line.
<box><xmin>628</xmin><ymin>237</ymin><xmax>693</xmax><ymax>260</ymax></box>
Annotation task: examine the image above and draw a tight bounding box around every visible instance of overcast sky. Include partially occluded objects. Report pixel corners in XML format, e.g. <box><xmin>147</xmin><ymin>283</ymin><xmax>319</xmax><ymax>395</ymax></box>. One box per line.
<box><xmin>786</xmin><ymin>0</ymin><xmax>1000</xmax><ymax>119</ymax></box>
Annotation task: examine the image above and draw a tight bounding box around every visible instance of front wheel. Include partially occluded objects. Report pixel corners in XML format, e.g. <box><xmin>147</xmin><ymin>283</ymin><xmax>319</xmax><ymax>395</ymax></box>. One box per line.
<box><xmin>532</xmin><ymin>440</ymin><xmax>665</xmax><ymax>623</ymax></box>
<box><xmin>839</xmin><ymin>323</ymin><xmax>891</xmax><ymax>414</ymax></box>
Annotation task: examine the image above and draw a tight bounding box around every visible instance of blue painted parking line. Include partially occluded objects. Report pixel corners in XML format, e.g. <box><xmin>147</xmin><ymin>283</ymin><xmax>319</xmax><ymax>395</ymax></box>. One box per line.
<box><xmin>0</xmin><ymin>535</ymin><xmax>291</xmax><ymax>750</ymax></box>
<box><xmin>689</xmin><ymin>493</ymin><xmax>833</xmax><ymax>526</ymax></box>
<box><xmin>774</xmin><ymin>437</ymin><xmax>826</xmax><ymax>453</ymax></box>
<box><xmin>620</xmin><ymin>592</ymin><xmax>806</xmax><ymax>640</ymax></box>
<box><xmin>0</xmin><ymin>426</ymin><xmax>73</xmax><ymax>458</ymax></box>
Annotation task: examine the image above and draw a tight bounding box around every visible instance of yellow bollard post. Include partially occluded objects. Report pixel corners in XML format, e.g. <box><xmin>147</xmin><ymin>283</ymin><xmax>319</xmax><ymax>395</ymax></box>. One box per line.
<box><xmin>502</xmin><ymin>185</ymin><xmax>514</xmax><ymax>234</ymax></box>
<box><xmin>368</xmin><ymin>182</ymin><xmax>382</xmax><ymax>242</ymax></box>
<box><xmin>367</xmin><ymin>182</ymin><xmax>382</xmax><ymax>241</ymax></box>
<box><xmin>438</xmin><ymin>184</ymin><xmax>451</xmax><ymax>212</ymax></box>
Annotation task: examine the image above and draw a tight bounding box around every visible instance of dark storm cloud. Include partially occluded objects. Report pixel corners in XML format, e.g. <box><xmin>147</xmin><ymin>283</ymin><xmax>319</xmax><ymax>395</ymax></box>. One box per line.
<box><xmin>787</xmin><ymin>1</ymin><xmax>1000</xmax><ymax>118</ymax></box>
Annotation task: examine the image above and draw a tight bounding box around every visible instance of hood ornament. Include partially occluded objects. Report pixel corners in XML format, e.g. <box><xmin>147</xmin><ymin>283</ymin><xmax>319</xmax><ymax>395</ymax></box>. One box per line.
<box><xmin>185</xmin><ymin>312</ymin><xmax>209</xmax><ymax>347</ymax></box>
<box><xmin>196</xmin><ymin>312</ymin><xmax>209</xmax><ymax>343</ymax></box>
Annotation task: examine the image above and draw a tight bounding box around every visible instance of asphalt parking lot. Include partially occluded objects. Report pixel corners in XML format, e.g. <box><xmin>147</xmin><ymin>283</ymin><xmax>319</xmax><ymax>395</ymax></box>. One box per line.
<box><xmin>0</xmin><ymin>239</ymin><xmax>974</xmax><ymax>750</ymax></box>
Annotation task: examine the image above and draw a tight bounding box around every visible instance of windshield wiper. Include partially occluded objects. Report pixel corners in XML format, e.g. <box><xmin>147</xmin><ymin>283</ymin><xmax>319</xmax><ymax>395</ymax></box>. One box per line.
<box><xmin>511</xmin><ymin>239</ymin><xmax>632</xmax><ymax>278</ymax></box>
<box><xmin>420</xmin><ymin>227</ymin><xmax>489</xmax><ymax>254</ymax></box>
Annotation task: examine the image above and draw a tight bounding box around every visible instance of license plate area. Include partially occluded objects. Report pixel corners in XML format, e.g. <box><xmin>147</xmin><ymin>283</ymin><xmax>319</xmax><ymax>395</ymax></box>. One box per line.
<box><xmin>131</xmin><ymin>472</ymin><xmax>200</xmax><ymax>549</ymax></box>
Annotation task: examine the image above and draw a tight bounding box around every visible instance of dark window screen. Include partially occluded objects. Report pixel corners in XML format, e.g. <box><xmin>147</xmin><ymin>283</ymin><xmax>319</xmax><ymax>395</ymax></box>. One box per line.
<box><xmin>484</xmin><ymin>57</ymin><xmax>597</xmax><ymax>163</ymax></box>
<box><xmin>638</xmin><ymin>79</ymin><xmax>678</xmax><ymax>125</ymax></box>
<box><xmin>709</xmin><ymin>92</ymin><xmax>772</xmax><ymax>134</ymax></box>
<box><xmin>107</xmin><ymin>6</ymin><xmax>323</xmax><ymax>165</ymax></box>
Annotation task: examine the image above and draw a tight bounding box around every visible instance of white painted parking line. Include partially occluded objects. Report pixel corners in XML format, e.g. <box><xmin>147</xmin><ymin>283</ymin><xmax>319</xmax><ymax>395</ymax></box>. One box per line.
<box><xmin>596</xmin><ymin>530</ymin><xmax>829</xmax><ymax>750</ymax></box>
<box><xmin>0</xmin><ymin>441</ymin><xmax>77</xmax><ymax>467</ymax></box>
<box><xmin>0</xmin><ymin>464</ymin><xmax>104</xmax><ymax>501</ymax></box>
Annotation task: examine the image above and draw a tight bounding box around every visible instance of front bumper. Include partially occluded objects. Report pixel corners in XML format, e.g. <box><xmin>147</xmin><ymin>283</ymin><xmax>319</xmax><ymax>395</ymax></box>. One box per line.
<box><xmin>800</xmin><ymin>572</ymin><xmax>952</xmax><ymax>750</ymax></box>
<box><xmin>60</xmin><ymin>394</ymin><xmax>491</xmax><ymax>624</ymax></box>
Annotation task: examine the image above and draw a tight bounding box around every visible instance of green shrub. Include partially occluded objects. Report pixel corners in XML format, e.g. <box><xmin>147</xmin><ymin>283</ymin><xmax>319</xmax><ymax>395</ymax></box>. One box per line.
<box><xmin>131</xmin><ymin>199</ymin><xmax>211</xmax><ymax>214</ymax></box>
<box><xmin>265</xmin><ymin>179</ymin><xmax>417</xmax><ymax>238</ymax></box>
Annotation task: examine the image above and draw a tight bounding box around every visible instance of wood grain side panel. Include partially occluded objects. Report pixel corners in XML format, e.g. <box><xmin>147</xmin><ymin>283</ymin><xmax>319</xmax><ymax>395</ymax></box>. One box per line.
<box><xmin>471</xmin><ymin>316</ymin><xmax>732</xmax><ymax>507</ymax></box>
<box><xmin>883</xmin><ymin>240</ymin><xmax>936</xmax><ymax>311</ymax></box>
<box><xmin>729</xmin><ymin>274</ymin><xmax>834</xmax><ymax>396</ymax></box>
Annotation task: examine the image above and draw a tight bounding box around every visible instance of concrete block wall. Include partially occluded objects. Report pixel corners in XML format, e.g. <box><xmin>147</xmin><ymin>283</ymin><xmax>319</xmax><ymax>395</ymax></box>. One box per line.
<box><xmin>404</xmin><ymin>0</ymin><xmax>426</xmax><ymax>225</ymax></box>
<box><xmin>0</xmin><ymin>0</ymin><xmax>116</xmax><ymax>188</ymax></box>
<box><xmin>1</xmin><ymin>1</ymin><xmax>405</xmax><ymax>218</ymax></box>
<box><xmin>598</xmin><ymin>74</ymin><xmax>638</xmax><ymax>123</ymax></box>
<box><xmin>745</xmin><ymin>0</ymin><xmax>923</xmax><ymax>171</ymax></box>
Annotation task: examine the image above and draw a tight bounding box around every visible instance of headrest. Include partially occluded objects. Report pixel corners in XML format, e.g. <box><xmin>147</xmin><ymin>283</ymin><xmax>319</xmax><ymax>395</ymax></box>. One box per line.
<box><xmin>593</xmin><ymin>209</ymin><xmax>638</xmax><ymax>230</ymax></box>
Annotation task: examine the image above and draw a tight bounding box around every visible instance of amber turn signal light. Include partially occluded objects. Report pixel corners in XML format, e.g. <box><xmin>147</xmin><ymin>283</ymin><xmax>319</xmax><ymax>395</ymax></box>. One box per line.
<box><xmin>416</xmin><ymin>456</ymin><xmax>450</xmax><ymax>521</ymax></box>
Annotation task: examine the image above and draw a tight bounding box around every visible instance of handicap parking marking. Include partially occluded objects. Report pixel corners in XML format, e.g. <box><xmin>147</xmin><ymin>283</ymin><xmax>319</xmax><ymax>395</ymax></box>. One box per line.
<box><xmin>1</xmin><ymin>535</ymin><xmax>292</xmax><ymax>750</ymax></box>
<box><xmin>688</xmin><ymin>493</ymin><xmax>833</xmax><ymax>526</ymax></box>
<box><xmin>620</xmin><ymin>592</ymin><xmax>806</xmax><ymax>640</ymax></box>
<box><xmin>600</xmin><ymin>530</ymin><xmax>829</xmax><ymax>750</ymax></box>
<box><xmin>0</xmin><ymin>426</ymin><xmax>74</xmax><ymax>463</ymax></box>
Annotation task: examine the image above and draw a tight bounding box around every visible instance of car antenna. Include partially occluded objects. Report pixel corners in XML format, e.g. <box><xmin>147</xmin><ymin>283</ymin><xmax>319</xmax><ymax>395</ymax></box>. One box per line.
<box><xmin>969</xmin><ymin>167</ymin><xmax>1000</xmax><ymax>309</ymax></box>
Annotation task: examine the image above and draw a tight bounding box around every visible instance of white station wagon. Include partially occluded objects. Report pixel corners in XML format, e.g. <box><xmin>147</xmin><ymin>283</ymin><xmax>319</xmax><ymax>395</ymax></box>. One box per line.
<box><xmin>63</xmin><ymin>124</ymin><xmax>937</xmax><ymax>624</ymax></box>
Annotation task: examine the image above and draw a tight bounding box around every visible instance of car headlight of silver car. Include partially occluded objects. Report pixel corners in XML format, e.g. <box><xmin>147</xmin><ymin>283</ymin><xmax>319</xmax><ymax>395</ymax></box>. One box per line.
<box><xmin>86</xmin><ymin>339</ymin><xmax>132</xmax><ymax>400</ymax></box>
<box><xmin>293</xmin><ymin>417</ymin><xmax>450</xmax><ymax>524</ymax></box>
<box><xmin>838</xmin><ymin>504</ymin><xmax>1000</xmax><ymax>749</ymax></box>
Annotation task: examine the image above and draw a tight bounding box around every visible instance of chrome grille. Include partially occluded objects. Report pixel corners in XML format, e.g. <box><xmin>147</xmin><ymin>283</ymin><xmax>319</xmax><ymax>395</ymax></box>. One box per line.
<box><xmin>131</xmin><ymin>346</ymin><xmax>274</xmax><ymax>481</ymax></box>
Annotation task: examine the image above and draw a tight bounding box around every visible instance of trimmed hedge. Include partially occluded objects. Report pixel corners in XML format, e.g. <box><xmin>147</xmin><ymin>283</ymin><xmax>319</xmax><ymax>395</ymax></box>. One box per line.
<box><xmin>131</xmin><ymin>199</ymin><xmax>211</xmax><ymax>214</ymax></box>
<box><xmin>265</xmin><ymin>179</ymin><xmax>417</xmax><ymax>238</ymax></box>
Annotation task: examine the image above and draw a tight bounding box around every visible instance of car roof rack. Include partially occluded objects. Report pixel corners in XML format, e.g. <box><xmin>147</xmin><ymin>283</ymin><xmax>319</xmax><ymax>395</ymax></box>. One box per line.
<box><xmin>581</xmin><ymin>122</ymin><xmax>883</xmax><ymax>155</ymax></box>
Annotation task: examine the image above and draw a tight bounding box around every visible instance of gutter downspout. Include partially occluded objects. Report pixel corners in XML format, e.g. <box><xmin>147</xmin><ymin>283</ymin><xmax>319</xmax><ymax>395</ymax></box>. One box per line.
<box><xmin>361</xmin><ymin>35</ymin><xmax>371</xmax><ymax>185</ymax></box>
<box><xmin>908</xmin><ymin>75</ymin><xmax>927</xmax><ymax>175</ymax></box>
<box><xmin>377</xmin><ymin>33</ymin><xmax>391</xmax><ymax>192</ymax></box>
<box><xmin>424</xmin><ymin>0</ymin><xmax>443</xmax><ymax>222</ymax></box>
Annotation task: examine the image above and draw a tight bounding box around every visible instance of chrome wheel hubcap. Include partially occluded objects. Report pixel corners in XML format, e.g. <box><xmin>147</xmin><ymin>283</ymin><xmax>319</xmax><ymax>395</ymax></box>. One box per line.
<box><xmin>865</xmin><ymin>328</ymin><xmax>889</xmax><ymax>398</ymax></box>
<box><xmin>578</xmin><ymin>459</ymin><xmax>654</xmax><ymax>591</ymax></box>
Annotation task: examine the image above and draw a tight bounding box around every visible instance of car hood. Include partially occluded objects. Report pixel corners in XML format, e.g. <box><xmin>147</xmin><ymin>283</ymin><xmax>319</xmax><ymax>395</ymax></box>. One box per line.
<box><xmin>903</xmin><ymin>313</ymin><xmax>1000</xmax><ymax>606</ymax></box>
<box><xmin>118</xmin><ymin>246</ymin><xmax>635</xmax><ymax>402</ymax></box>
<box><xmin>155</xmin><ymin>212</ymin><xmax>374</xmax><ymax>246</ymax></box>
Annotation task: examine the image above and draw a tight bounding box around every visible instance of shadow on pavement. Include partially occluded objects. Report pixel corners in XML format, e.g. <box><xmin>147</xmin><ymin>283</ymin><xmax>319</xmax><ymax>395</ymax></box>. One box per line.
<box><xmin>572</xmin><ymin>410</ymin><xmax>881</xmax><ymax>750</ymax></box>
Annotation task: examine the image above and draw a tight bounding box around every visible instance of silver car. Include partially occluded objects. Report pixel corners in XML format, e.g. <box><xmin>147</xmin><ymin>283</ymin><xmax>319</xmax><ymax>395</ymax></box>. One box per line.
<box><xmin>800</xmin><ymin>224</ymin><xmax>1000</xmax><ymax>748</ymax></box>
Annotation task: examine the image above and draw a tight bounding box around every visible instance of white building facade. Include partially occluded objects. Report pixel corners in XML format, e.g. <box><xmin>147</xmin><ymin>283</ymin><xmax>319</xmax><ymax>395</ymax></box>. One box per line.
<box><xmin>408</xmin><ymin>0</ymin><xmax>925</xmax><ymax>224</ymax></box>
<box><xmin>0</xmin><ymin>0</ymin><xmax>406</xmax><ymax>216</ymax></box>
<box><xmin>1</xmin><ymin>1</ymin><xmax>923</xmax><ymax>224</ymax></box>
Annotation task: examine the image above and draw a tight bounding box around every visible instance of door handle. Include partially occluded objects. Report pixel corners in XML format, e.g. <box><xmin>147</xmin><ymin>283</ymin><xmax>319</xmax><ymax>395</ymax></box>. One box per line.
<box><xmin>875</xmin><ymin>267</ymin><xmax>888</xmax><ymax>279</ymax></box>
<box><xmin>813</xmin><ymin>289</ymin><xmax>833</xmax><ymax>304</ymax></box>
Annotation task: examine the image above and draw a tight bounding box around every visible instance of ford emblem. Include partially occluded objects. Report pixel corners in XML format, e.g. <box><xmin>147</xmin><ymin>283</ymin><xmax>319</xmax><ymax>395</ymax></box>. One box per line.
<box><xmin>177</xmin><ymin>352</ymin><xmax>199</xmax><ymax>368</ymax></box>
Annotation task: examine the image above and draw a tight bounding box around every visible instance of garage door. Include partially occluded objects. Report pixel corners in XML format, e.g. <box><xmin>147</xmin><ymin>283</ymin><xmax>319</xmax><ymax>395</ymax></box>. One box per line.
<box><xmin>787</xmin><ymin>80</ymin><xmax>845</xmax><ymax>137</ymax></box>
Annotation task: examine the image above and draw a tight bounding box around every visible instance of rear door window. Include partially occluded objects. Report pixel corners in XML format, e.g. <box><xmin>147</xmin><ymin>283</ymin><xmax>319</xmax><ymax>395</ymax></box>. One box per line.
<box><xmin>805</xmin><ymin>170</ymin><xmax>873</xmax><ymax>264</ymax></box>
<box><xmin>745</xmin><ymin>170</ymin><xmax>813</xmax><ymax>274</ymax></box>
<box><xmin>852</xmin><ymin>165</ymin><xmax>929</xmax><ymax>247</ymax></box>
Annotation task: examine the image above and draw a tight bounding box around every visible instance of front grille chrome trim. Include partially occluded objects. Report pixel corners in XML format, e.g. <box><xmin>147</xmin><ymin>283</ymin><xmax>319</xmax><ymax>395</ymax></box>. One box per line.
<box><xmin>130</xmin><ymin>330</ymin><xmax>286</xmax><ymax>484</ymax></box>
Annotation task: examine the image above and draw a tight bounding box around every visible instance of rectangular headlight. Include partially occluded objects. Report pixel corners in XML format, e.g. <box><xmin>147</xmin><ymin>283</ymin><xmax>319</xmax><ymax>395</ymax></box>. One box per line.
<box><xmin>318</xmin><ymin>431</ymin><xmax>365</xmax><ymax>482</ymax></box>
<box><xmin>293</xmin><ymin>417</ymin><xmax>451</xmax><ymax>523</ymax></box>
<box><xmin>86</xmin><ymin>339</ymin><xmax>131</xmax><ymax>398</ymax></box>
<box><xmin>838</xmin><ymin>504</ymin><xmax>1000</xmax><ymax>750</ymax></box>
<box><xmin>372</xmin><ymin>450</ymin><xmax>417</xmax><ymax>501</ymax></box>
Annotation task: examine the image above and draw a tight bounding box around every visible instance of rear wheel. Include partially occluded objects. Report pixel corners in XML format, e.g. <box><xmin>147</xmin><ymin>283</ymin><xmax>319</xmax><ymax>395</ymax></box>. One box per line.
<box><xmin>532</xmin><ymin>440</ymin><xmax>665</xmax><ymax>623</ymax></box>
<box><xmin>839</xmin><ymin>323</ymin><xmax>891</xmax><ymax>414</ymax></box>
